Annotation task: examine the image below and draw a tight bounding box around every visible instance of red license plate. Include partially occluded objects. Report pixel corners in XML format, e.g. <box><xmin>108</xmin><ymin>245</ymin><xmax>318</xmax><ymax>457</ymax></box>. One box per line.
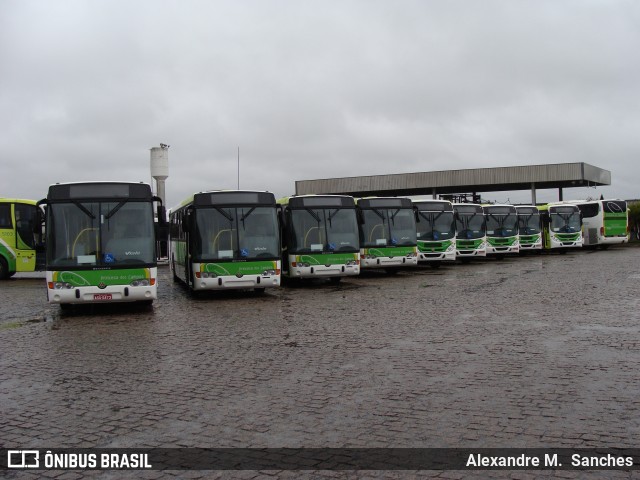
<box><xmin>94</xmin><ymin>293</ymin><xmax>113</xmax><ymax>301</ymax></box>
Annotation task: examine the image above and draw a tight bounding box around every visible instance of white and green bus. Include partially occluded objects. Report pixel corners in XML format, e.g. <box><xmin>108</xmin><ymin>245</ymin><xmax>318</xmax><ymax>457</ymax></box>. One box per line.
<box><xmin>278</xmin><ymin>195</ymin><xmax>360</xmax><ymax>282</ymax></box>
<box><xmin>170</xmin><ymin>191</ymin><xmax>281</xmax><ymax>291</ymax></box>
<box><xmin>567</xmin><ymin>199</ymin><xmax>629</xmax><ymax>248</ymax></box>
<box><xmin>356</xmin><ymin>197</ymin><xmax>418</xmax><ymax>270</ymax></box>
<box><xmin>538</xmin><ymin>202</ymin><xmax>583</xmax><ymax>251</ymax></box>
<box><xmin>516</xmin><ymin>205</ymin><xmax>543</xmax><ymax>251</ymax></box>
<box><xmin>412</xmin><ymin>199</ymin><xmax>456</xmax><ymax>264</ymax></box>
<box><xmin>41</xmin><ymin>182</ymin><xmax>165</xmax><ymax>306</ymax></box>
<box><xmin>453</xmin><ymin>203</ymin><xmax>487</xmax><ymax>260</ymax></box>
<box><xmin>0</xmin><ymin>198</ymin><xmax>45</xmax><ymax>279</ymax></box>
<box><xmin>483</xmin><ymin>204</ymin><xmax>520</xmax><ymax>256</ymax></box>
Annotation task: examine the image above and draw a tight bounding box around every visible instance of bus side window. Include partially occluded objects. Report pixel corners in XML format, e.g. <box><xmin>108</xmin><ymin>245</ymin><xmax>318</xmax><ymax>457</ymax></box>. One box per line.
<box><xmin>0</xmin><ymin>204</ymin><xmax>11</xmax><ymax>228</ymax></box>
<box><xmin>15</xmin><ymin>204</ymin><xmax>38</xmax><ymax>250</ymax></box>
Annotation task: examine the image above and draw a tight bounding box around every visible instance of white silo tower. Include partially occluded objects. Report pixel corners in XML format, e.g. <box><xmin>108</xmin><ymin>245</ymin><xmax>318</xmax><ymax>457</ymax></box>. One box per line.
<box><xmin>150</xmin><ymin>144</ymin><xmax>169</xmax><ymax>207</ymax></box>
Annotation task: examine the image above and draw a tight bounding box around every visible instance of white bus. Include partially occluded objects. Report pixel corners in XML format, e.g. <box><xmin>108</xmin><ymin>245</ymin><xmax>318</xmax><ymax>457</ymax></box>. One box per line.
<box><xmin>356</xmin><ymin>197</ymin><xmax>418</xmax><ymax>271</ymax></box>
<box><xmin>567</xmin><ymin>199</ymin><xmax>629</xmax><ymax>248</ymax></box>
<box><xmin>278</xmin><ymin>195</ymin><xmax>360</xmax><ymax>282</ymax></box>
<box><xmin>170</xmin><ymin>191</ymin><xmax>281</xmax><ymax>292</ymax></box>
<box><xmin>41</xmin><ymin>182</ymin><xmax>164</xmax><ymax>307</ymax></box>
<box><xmin>538</xmin><ymin>202</ymin><xmax>583</xmax><ymax>251</ymax></box>
<box><xmin>516</xmin><ymin>205</ymin><xmax>542</xmax><ymax>251</ymax></box>
<box><xmin>483</xmin><ymin>204</ymin><xmax>520</xmax><ymax>256</ymax></box>
<box><xmin>453</xmin><ymin>203</ymin><xmax>487</xmax><ymax>260</ymax></box>
<box><xmin>412</xmin><ymin>199</ymin><xmax>456</xmax><ymax>264</ymax></box>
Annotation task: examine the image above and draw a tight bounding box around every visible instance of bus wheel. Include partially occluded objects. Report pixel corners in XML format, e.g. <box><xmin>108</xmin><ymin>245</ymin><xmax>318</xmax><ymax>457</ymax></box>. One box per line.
<box><xmin>254</xmin><ymin>288</ymin><xmax>266</xmax><ymax>294</ymax></box>
<box><xmin>329</xmin><ymin>277</ymin><xmax>342</xmax><ymax>284</ymax></box>
<box><xmin>429</xmin><ymin>262</ymin><xmax>441</xmax><ymax>269</ymax></box>
<box><xmin>384</xmin><ymin>268</ymin><xmax>398</xmax><ymax>275</ymax></box>
<box><xmin>599</xmin><ymin>245</ymin><xmax>610</xmax><ymax>250</ymax></box>
<box><xmin>0</xmin><ymin>258</ymin><xmax>9</xmax><ymax>280</ymax></box>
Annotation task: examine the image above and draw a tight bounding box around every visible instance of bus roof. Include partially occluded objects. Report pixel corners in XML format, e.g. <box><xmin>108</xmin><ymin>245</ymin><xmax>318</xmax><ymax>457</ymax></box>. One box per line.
<box><xmin>563</xmin><ymin>198</ymin><xmax>626</xmax><ymax>205</ymax></box>
<box><xmin>412</xmin><ymin>199</ymin><xmax>453</xmax><ymax>211</ymax></box>
<box><xmin>279</xmin><ymin>194</ymin><xmax>356</xmax><ymax>208</ymax></box>
<box><xmin>537</xmin><ymin>202</ymin><xmax>580</xmax><ymax>212</ymax></box>
<box><xmin>172</xmin><ymin>190</ymin><xmax>276</xmax><ymax>211</ymax></box>
<box><xmin>0</xmin><ymin>198</ymin><xmax>38</xmax><ymax>206</ymax></box>
<box><xmin>356</xmin><ymin>197</ymin><xmax>413</xmax><ymax>208</ymax></box>
<box><xmin>46</xmin><ymin>182</ymin><xmax>153</xmax><ymax>202</ymax></box>
<box><xmin>515</xmin><ymin>205</ymin><xmax>539</xmax><ymax>214</ymax></box>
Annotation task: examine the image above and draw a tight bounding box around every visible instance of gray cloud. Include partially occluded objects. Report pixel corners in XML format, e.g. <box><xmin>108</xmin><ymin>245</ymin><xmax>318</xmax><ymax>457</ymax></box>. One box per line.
<box><xmin>2</xmin><ymin>0</ymin><xmax>639</xmax><ymax>208</ymax></box>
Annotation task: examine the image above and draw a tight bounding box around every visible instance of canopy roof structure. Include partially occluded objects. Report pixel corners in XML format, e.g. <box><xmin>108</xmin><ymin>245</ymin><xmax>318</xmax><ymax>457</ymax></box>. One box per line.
<box><xmin>295</xmin><ymin>162</ymin><xmax>611</xmax><ymax>203</ymax></box>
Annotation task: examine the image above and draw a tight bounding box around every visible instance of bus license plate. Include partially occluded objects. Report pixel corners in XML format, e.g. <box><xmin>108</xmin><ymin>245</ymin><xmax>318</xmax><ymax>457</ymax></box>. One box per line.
<box><xmin>94</xmin><ymin>293</ymin><xmax>112</xmax><ymax>301</ymax></box>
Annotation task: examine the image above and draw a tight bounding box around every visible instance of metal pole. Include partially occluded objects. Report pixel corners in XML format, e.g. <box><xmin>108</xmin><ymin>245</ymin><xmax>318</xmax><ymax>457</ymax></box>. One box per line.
<box><xmin>237</xmin><ymin>147</ymin><xmax>240</xmax><ymax>189</ymax></box>
<box><xmin>531</xmin><ymin>182</ymin><xmax>537</xmax><ymax>205</ymax></box>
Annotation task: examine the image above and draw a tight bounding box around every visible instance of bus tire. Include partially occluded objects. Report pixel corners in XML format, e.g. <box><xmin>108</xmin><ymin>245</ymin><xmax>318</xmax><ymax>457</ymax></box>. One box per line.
<box><xmin>329</xmin><ymin>276</ymin><xmax>342</xmax><ymax>284</ymax></box>
<box><xmin>254</xmin><ymin>287</ymin><xmax>266</xmax><ymax>293</ymax></box>
<box><xmin>0</xmin><ymin>257</ymin><xmax>9</xmax><ymax>280</ymax></box>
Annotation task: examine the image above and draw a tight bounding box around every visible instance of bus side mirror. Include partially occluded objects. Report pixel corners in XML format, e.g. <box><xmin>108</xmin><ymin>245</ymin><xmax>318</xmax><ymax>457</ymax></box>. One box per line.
<box><xmin>34</xmin><ymin>201</ymin><xmax>46</xmax><ymax>234</ymax></box>
<box><xmin>157</xmin><ymin>205</ymin><xmax>167</xmax><ymax>226</ymax></box>
<box><xmin>183</xmin><ymin>210</ymin><xmax>193</xmax><ymax>234</ymax></box>
<box><xmin>278</xmin><ymin>207</ymin><xmax>286</xmax><ymax>229</ymax></box>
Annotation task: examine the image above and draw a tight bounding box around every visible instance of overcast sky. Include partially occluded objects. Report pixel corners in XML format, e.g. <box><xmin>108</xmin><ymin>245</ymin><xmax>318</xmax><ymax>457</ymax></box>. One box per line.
<box><xmin>2</xmin><ymin>0</ymin><xmax>639</xmax><ymax>208</ymax></box>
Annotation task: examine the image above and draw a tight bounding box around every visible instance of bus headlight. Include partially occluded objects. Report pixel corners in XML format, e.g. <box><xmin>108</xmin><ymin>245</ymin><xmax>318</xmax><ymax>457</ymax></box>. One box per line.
<box><xmin>446</xmin><ymin>244</ymin><xmax>456</xmax><ymax>252</ymax></box>
<box><xmin>262</xmin><ymin>269</ymin><xmax>277</xmax><ymax>276</ymax></box>
<box><xmin>298</xmin><ymin>262</ymin><xmax>311</xmax><ymax>268</ymax></box>
<box><xmin>130</xmin><ymin>279</ymin><xmax>150</xmax><ymax>287</ymax></box>
<box><xmin>407</xmin><ymin>252</ymin><xmax>417</xmax><ymax>257</ymax></box>
<box><xmin>346</xmin><ymin>260</ymin><xmax>359</xmax><ymax>266</ymax></box>
<box><xmin>362</xmin><ymin>254</ymin><xmax>376</xmax><ymax>260</ymax></box>
<box><xmin>54</xmin><ymin>282</ymin><xmax>73</xmax><ymax>289</ymax></box>
<box><xmin>200</xmin><ymin>272</ymin><xmax>218</xmax><ymax>279</ymax></box>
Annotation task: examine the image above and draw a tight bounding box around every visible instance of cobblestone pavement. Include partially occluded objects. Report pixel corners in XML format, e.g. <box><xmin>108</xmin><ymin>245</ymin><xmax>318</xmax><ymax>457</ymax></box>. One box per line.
<box><xmin>1</xmin><ymin>247</ymin><xmax>639</xmax><ymax>479</ymax></box>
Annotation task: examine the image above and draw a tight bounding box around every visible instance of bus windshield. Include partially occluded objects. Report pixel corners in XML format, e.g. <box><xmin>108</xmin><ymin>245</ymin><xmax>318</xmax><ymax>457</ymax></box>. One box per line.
<box><xmin>290</xmin><ymin>208</ymin><xmax>359</xmax><ymax>253</ymax></box>
<box><xmin>456</xmin><ymin>211</ymin><xmax>485</xmax><ymax>240</ymax></box>
<box><xmin>361</xmin><ymin>208</ymin><xmax>417</xmax><ymax>248</ymax></box>
<box><xmin>195</xmin><ymin>206</ymin><xmax>279</xmax><ymax>260</ymax></box>
<box><xmin>550</xmin><ymin>208</ymin><xmax>581</xmax><ymax>233</ymax></box>
<box><xmin>486</xmin><ymin>211</ymin><xmax>518</xmax><ymax>237</ymax></box>
<box><xmin>47</xmin><ymin>200</ymin><xmax>155</xmax><ymax>268</ymax></box>
<box><xmin>518</xmin><ymin>212</ymin><xmax>541</xmax><ymax>235</ymax></box>
<box><xmin>417</xmin><ymin>210</ymin><xmax>455</xmax><ymax>240</ymax></box>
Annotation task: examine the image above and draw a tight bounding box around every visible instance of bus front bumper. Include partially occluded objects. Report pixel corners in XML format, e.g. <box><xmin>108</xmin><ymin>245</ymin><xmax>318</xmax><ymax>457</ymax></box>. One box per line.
<box><xmin>418</xmin><ymin>251</ymin><xmax>456</xmax><ymax>262</ymax></box>
<box><xmin>289</xmin><ymin>264</ymin><xmax>360</xmax><ymax>278</ymax></box>
<box><xmin>361</xmin><ymin>256</ymin><xmax>418</xmax><ymax>268</ymax></box>
<box><xmin>47</xmin><ymin>285</ymin><xmax>157</xmax><ymax>304</ymax></box>
<box><xmin>193</xmin><ymin>275</ymin><xmax>280</xmax><ymax>290</ymax></box>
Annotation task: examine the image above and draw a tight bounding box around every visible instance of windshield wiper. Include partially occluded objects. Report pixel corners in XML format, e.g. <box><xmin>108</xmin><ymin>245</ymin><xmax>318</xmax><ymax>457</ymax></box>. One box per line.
<box><xmin>71</xmin><ymin>201</ymin><xmax>96</xmax><ymax>220</ymax></box>
<box><xmin>105</xmin><ymin>200</ymin><xmax>127</xmax><ymax>220</ymax></box>
<box><xmin>215</xmin><ymin>207</ymin><xmax>233</xmax><ymax>222</ymax></box>
<box><xmin>370</xmin><ymin>208</ymin><xmax>385</xmax><ymax>221</ymax></box>
<box><xmin>305</xmin><ymin>208</ymin><xmax>321</xmax><ymax>223</ymax></box>
<box><xmin>240</xmin><ymin>207</ymin><xmax>256</xmax><ymax>228</ymax></box>
<box><xmin>326</xmin><ymin>208</ymin><xmax>342</xmax><ymax>228</ymax></box>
